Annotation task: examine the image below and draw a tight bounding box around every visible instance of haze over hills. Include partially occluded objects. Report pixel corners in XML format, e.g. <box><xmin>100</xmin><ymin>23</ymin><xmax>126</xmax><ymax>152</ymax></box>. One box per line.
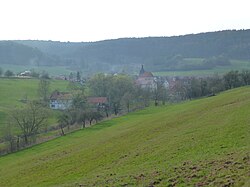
<box><xmin>1</xmin><ymin>29</ymin><xmax>250</xmax><ymax>74</ymax></box>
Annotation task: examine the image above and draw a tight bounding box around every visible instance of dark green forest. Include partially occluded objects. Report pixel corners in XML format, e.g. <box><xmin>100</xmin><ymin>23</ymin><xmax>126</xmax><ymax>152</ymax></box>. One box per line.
<box><xmin>1</xmin><ymin>29</ymin><xmax>250</xmax><ymax>73</ymax></box>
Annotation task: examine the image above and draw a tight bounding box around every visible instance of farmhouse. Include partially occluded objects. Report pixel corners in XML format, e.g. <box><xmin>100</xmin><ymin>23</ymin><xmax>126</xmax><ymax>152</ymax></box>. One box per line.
<box><xmin>49</xmin><ymin>90</ymin><xmax>72</xmax><ymax>110</ymax></box>
<box><xmin>50</xmin><ymin>90</ymin><xmax>108</xmax><ymax>110</ymax></box>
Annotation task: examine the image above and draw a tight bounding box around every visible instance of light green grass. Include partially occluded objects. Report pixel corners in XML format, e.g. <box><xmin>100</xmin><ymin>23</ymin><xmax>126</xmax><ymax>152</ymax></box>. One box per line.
<box><xmin>0</xmin><ymin>78</ymin><xmax>69</xmax><ymax>136</ymax></box>
<box><xmin>0</xmin><ymin>64</ymin><xmax>73</xmax><ymax>76</ymax></box>
<box><xmin>0</xmin><ymin>86</ymin><xmax>249</xmax><ymax>186</ymax></box>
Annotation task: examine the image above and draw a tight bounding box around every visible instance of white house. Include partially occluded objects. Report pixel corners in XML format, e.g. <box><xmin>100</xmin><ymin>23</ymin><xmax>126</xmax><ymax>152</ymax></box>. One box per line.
<box><xmin>49</xmin><ymin>90</ymin><xmax>72</xmax><ymax>110</ymax></box>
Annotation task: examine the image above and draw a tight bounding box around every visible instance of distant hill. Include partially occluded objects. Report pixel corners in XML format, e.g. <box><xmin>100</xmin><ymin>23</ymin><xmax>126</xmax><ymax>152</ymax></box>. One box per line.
<box><xmin>1</xmin><ymin>29</ymin><xmax>250</xmax><ymax>73</ymax></box>
<box><xmin>0</xmin><ymin>86</ymin><xmax>249</xmax><ymax>186</ymax></box>
<box><xmin>0</xmin><ymin>41</ymin><xmax>62</xmax><ymax>67</ymax></box>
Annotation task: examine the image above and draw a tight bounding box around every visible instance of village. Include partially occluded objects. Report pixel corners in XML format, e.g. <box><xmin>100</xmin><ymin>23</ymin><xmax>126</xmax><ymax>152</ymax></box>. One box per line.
<box><xmin>48</xmin><ymin>65</ymin><xmax>171</xmax><ymax>111</ymax></box>
<box><xmin>1</xmin><ymin>64</ymin><xmax>248</xmax><ymax>155</ymax></box>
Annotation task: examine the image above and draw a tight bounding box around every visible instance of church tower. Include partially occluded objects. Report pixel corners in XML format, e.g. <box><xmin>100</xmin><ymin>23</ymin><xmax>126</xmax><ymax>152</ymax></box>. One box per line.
<box><xmin>139</xmin><ymin>64</ymin><xmax>145</xmax><ymax>76</ymax></box>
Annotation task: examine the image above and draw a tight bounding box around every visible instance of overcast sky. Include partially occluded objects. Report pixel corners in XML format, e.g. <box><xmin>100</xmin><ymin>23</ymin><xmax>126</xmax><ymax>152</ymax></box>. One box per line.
<box><xmin>0</xmin><ymin>0</ymin><xmax>249</xmax><ymax>42</ymax></box>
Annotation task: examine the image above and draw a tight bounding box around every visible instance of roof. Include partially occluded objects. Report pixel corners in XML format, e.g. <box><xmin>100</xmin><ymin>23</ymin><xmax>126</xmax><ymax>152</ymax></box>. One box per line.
<box><xmin>140</xmin><ymin>71</ymin><xmax>154</xmax><ymax>77</ymax></box>
<box><xmin>50</xmin><ymin>90</ymin><xmax>72</xmax><ymax>100</ymax></box>
<box><xmin>87</xmin><ymin>97</ymin><xmax>108</xmax><ymax>104</ymax></box>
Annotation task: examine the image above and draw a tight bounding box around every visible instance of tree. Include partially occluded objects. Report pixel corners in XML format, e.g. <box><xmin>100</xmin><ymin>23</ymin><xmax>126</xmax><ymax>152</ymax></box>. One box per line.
<box><xmin>0</xmin><ymin>67</ymin><xmax>3</xmax><ymax>76</ymax></box>
<box><xmin>38</xmin><ymin>78</ymin><xmax>50</xmax><ymax>104</ymax></box>
<box><xmin>240</xmin><ymin>69</ymin><xmax>250</xmax><ymax>85</ymax></box>
<box><xmin>85</xmin><ymin>110</ymin><xmax>103</xmax><ymax>125</ymax></box>
<box><xmin>10</xmin><ymin>101</ymin><xmax>48</xmax><ymax>145</ymax></box>
<box><xmin>88</xmin><ymin>73</ymin><xmax>111</xmax><ymax>97</ymax></box>
<box><xmin>88</xmin><ymin>74</ymin><xmax>134</xmax><ymax>115</ymax></box>
<box><xmin>77</xmin><ymin>111</ymin><xmax>88</xmax><ymax>128</ymax></box>
<box><xmin>30</xmin><ymin>69</ymin><xmax>40</xmax><ymax>78</ymax></box>
<box><xmin>152</xmin><ymin>80</ymin><xmax>165</xmax><ymax>106</ymax></box>
<box><xmin>40</xmin><ymin>71</ymin><xmax>50</xmax><ymax>79</ymax></box>
<box><xmin>4</xmin><ymin>70</ymin><xmax>14</xmax><ymax>77</ymax></box>
<box><xmin>76</xmin><ymin>71</ymin><xmax>81</xmax><ymax>82</ymax></box>
<box><xmin>223</xmin><ymin>70</ymin><xmax>241</xmax><ymax>89</ymax></box>
<box><xmin>71</xmin><ymin>91</ymin><xmax>88</xmax><ymax>110</ymax></box>
<box><xmin>58</xmin><ymin>111</ymin><xmax>74</xmax><ymax>135</ymax></box>
<box><xmin>3</xmin><ymin>123</ymin><xmax>16</xmax><ymax>153</ymax></box>
<box><xmin>91</xmin><ymin>111</ymin><xmax>103</xmax><ymax>123</ymax></box>
<box><xmin>135</xmin><ymin>86</ymin><xmax>151</xmax><ymax>107</ymax></box>
<box><xmin>160</xmin><ymin>87</ymin><xmax>169</xmax><ymax>105</ymax></box>
<box><xmin>69</xmin><ymin>72</ymin><xmax>74</xmax><ymax>80</ymax></box>
<box><xmin>121</xmin><ymin>92</ymin><xmax>134</xmax><ymax>113</ymax></box>
<box><xmin>109</xmin><ymin>75</ymin><xmax>134</xmax><ymax>115</ymax></box>
<box><xmin>189</xmin><ymin>78</ymin><xmax>202</xmax><ymax>98</ymax></box>
<box><xmin>207</xmin><ymin>73</ymin><xmax>225</xmax><ymax>94</ymax></box>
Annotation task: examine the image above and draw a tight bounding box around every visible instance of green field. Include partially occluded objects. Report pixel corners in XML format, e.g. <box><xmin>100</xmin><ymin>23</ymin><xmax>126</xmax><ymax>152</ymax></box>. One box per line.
<box><xmin>0</xmin><ymin>86</ymin><xmax>249</xmax><ymax>186</ymax></box>
<box><xmin>0</xmin><ymin>78</ymin><xmax>69</xmax><ymax>136</ymax></box>
<box><xmin>154</xmin><ymin>59</ymin><xmax>250</xmax><ymax>76</ymax></box>
<box><xmin>0</xmin><ymin>64</ymin><xmax>73</xmax><ymax>76</ymax></box>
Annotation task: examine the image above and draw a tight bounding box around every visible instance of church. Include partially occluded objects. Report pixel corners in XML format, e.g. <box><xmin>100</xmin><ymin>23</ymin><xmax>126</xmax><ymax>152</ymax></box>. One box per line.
<box><xmin>135</xmin><ymin>65</ymin><xmax>157</xmax><ymax>89</ymax></box>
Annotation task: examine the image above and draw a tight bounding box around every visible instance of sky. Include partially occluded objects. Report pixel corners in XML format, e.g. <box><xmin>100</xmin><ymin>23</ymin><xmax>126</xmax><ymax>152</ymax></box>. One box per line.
<box><xmin>0</xmin><ymin>0</ymin><xmax>250</xmax><ymax>42</ymax></box>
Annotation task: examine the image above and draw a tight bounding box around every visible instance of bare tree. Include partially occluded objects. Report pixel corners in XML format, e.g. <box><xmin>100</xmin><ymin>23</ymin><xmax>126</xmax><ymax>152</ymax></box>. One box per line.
<box><xmin>58</xmin><ymin>113</ymin><xmax>68</xmax><ymax>136</ymax></box>
<box><xmin>38</xmin><ymin>78</ymin><xmax>50</xmax><ymax>104</ymax></box>
<box><xmin>10</xmin><ymin>101</ymin><xmax>49</xmax><ymax>145</ymax></box>
<box><xmin>0</xmin><ymin>67</ymin><xmax>3</xmax><ymax>76</ymax></box>
<box><xmin>122</xmin><ymin>92</ymin><xmax>134</xmax><ymax>113</ymax></box>
<box><xmin>3</xmin><ymin>123</ymin><xmax>16</xmax><ymax>153</ymax></box>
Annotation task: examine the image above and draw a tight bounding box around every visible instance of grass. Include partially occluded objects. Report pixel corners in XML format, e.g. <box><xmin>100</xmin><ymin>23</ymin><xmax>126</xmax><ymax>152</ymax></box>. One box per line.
<box><xmin>0</xmin><ymin>86</ymin><xmax>249</xmax><ymax>186</ymax></box>
<box><xmin>154</xmin><ymin>58</ymin><xmax>250</xmax><ymax>77</ymax></box>
<box><xmin>0</xmin><ymin>78</ymin><xmax>69</xmax><ymax>136</ymax></box>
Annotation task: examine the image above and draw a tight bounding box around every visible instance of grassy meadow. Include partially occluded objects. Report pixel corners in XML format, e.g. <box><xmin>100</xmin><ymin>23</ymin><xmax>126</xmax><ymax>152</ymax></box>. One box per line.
<box><xmin>0</xmin><ymin>86</ymin><xmax>249</xmax><ymax>186</ymax></box>
<box><xmin>0</xmin><ymin>64</ymin><xmax>72</xmax><ymax>76</ymax></box>
<box><xmin>0</xmin><ymin>78</ymin><xmax>69</xmax><ymax>136</ymax></box>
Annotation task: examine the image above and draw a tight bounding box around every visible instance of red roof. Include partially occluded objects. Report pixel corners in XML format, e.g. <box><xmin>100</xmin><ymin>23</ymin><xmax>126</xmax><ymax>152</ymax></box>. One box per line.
<box><xmin>140</xmin><ymin>71</ymin><xmax>154</xmax><ymax>77</ymax></box>
<box><xmin>87</xmin><ymin>97</ymin><xmax>108</xmax><ymax>104</ymax></box>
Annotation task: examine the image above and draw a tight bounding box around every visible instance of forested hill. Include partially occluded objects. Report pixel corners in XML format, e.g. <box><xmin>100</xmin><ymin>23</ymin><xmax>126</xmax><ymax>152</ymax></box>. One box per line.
<box><xmin>1</xmin><ymin>29</ymin><xmax>250</xmax><ymax>72</ymax></box>
<box><xmin>0</xmin><ymin>41</ymin><xmax>62</xmax><ymax>66</ymax></box>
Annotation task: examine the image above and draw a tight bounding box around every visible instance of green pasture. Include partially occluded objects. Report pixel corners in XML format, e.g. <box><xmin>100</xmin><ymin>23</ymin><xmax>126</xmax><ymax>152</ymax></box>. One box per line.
<box><xmin>0</xmin><ymin>86</ymin><xmax>249</xmax><ymax>186</ymax></box>
<box><xmin>0</xmin><ymin>64</ymin><xmax>72</xmax><ymax>76</ymax></box>
<box><xmin>0</xmin><ymin>78</ymin><xmax>69</xmax><ymax>136</ymax></box>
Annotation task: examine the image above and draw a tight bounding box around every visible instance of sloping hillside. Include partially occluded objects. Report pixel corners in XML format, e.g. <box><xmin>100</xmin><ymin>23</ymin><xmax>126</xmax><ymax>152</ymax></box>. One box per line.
<box><xmin>0</xmin><ymin>87</ymin><xmax>249</xmax><ymax>186</ymax></box>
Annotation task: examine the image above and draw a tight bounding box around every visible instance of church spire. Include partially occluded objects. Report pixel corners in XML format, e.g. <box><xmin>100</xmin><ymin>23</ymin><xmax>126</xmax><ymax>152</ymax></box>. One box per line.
<box><xmin>139</xmin><ymin>64</ymin><xmax>145</xmax><ymax>76</ymax></box>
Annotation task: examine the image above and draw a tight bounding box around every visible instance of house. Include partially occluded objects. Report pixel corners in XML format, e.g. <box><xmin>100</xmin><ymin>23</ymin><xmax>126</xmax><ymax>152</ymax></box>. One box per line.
<box><xmin>19</xmin><ymin>70</ymin><xmax>31</xmax><ymax>77</ymax></box>
<box><xmin>49</xmin><ymin>90</ymin><xmax>72</xmax><ymax>110</ymax></box>
<box><xmin>87</xmin><ymin>97</ymin><xmax>108</xmax><ymax>109</ymax></box>
<box><xmin>50</xmin><ymin>90</ymin><xmax>108</xmax><ymax>110</ymax></box>
<box><xmin>135</xmin><ymin>65</ymin><xmax>157</xmax><ymax>89</ymax></box>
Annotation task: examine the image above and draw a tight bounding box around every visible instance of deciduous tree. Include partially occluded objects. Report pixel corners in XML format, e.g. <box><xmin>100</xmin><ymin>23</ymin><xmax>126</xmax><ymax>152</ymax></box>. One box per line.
<box><xmin>10</xmin><ymin>101</ymin><xmax>49</xmax><ymax>145</ymax></box>
<box><xmin>38</xmin><ymin>78</ymin><xmax>50</xmax><ymax>104</ymax></box>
